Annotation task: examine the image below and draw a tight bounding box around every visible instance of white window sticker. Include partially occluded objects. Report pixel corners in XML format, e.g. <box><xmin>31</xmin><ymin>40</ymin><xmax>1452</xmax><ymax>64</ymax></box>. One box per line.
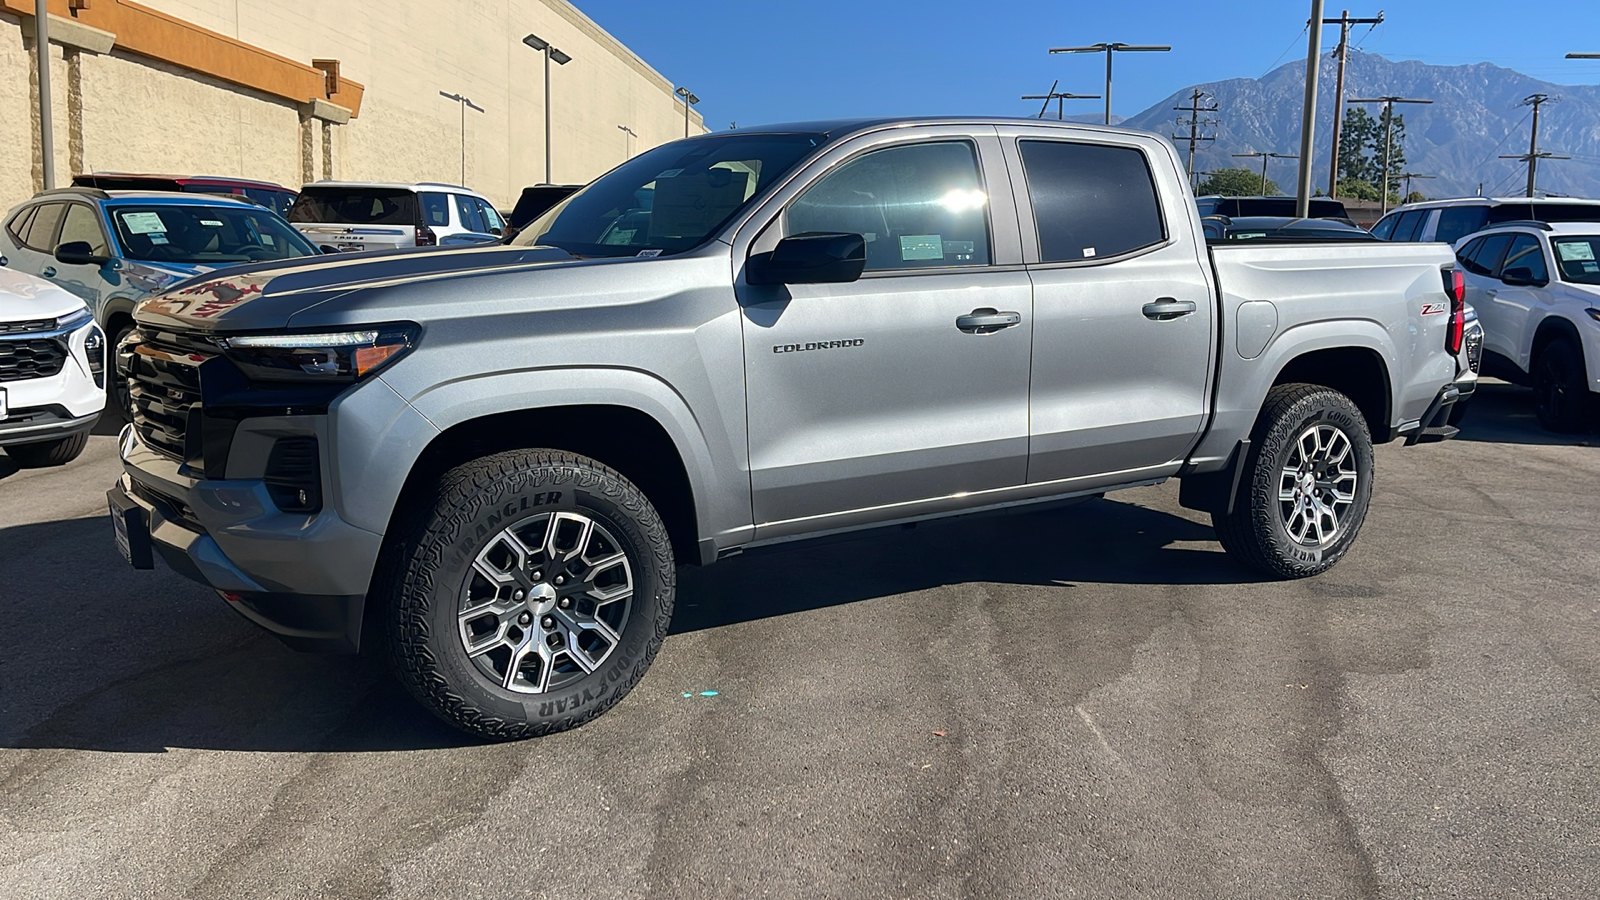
<box><xmin>1584</xmin><ymin>262</ymin><xmax>1599</xmax><ymax>274</ymax></box>
<box><xmin>199</xmin><ymin>219</ymin><xmax>224</xmax><ymax>227</ymax></box>
<box><xmin>634</xmin><ymin>248</ymin><xmax>663</xmax><ymax>258</ymax></box>
<box><xmin>1557</xmin><ymin>241</ymin><xmax>1596</xmax><ymax>262</ymax></box>
<box><xmin>900</xmin><ymin>234</ymin><xmax>944</xmax><ymax>261</ymax></box>
<box><xmin>148</xmin><ymin>234</ymin><xmax>169</xmax><ymax>245</ymax></box>
<box><xmin>1082</xmin><ymin>247</ymin><xmax>1097</xmax><ymax>258</ymax></box>
<box><xmin>261</xmin><ymin>235</ymin><xmax>275</xmax><ymax>246</ymax></box>
<box><xmin>655</xmin><ymin>168</ymin><xmax>684</xmax><ymax>179</ymax></box>
<box><xmin>121</xmin><ymin>212</ymin><xmax>167</xmax><ymax>234</ymax></box>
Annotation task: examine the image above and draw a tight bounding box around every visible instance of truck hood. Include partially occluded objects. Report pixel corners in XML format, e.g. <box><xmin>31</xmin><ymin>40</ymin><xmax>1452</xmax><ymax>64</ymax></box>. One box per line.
<box><xmin>133</xmin><ymin>243</ymin><xmax>577</xmax><ymax>333</ymax></box>
<box><xmin>0</xmin><ymin>266</ymin><xmax>90</xmax><ymax>322</ymax></box>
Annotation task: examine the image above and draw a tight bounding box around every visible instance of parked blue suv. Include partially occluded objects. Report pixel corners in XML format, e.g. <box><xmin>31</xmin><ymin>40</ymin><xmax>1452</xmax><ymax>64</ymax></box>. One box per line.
<box><xmin>0</xmin><ymin>188</ymin><xmax>322</xmax><ymax>416</ymax></box>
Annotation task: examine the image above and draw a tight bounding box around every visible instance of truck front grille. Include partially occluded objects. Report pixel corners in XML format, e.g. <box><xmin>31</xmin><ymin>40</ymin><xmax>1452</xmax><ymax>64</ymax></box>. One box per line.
<box><xmin>128</xmin><ymin>332</ymin><xmax>215</xmax><ymax>462</ymax></box>
<box><xmin>0</xmin><ymin>337</ymin><xmax>68</xmax><ymax>382</ymax></box>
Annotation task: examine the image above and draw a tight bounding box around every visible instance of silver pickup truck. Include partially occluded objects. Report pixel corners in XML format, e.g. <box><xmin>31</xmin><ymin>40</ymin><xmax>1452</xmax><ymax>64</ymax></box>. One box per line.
<box><xmin>108</xmin><ymin>118</ymin><xmax>1465</xmax><ymax>739</ymax></box>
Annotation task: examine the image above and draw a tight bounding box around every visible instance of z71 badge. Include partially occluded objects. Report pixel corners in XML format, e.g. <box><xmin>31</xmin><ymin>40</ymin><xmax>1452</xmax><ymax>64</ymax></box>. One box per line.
<box><xmin>1421</xmin><ymin>302</ymin><xmax>1448</xmax><ymax>316</ymax></box>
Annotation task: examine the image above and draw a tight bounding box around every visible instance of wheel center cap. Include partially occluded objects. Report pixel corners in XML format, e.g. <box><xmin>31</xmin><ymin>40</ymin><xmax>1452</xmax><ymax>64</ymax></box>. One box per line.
<box><xmin>1299</xmin><ymin>473</ymin><xmax>1316</xmax><ymax>496</ymax></box>
<box><xmin>527</xmin><ymin>582</ymin><xmax>558</xmax><ymax>615</ymax></box>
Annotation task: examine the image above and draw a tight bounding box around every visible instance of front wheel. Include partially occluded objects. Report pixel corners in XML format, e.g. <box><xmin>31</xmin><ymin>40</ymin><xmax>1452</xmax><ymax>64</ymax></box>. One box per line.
<box><xmin>386</xmin><ymin>449</ymin><xmax>675</xmax><ymax>740</ymax></box>
<box><xmin>1213</xmin><ymin>384</ymin><xmax>1375</xmax><ymax>579</ymax></box>
<box><xmin>1533</xmin><ymin>339</ymin><xmax>1596</xmax><ymax>434</ymax></box>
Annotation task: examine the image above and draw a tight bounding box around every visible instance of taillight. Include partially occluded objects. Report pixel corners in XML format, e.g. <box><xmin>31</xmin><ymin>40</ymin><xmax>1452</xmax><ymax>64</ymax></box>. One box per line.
<box><xmin>1444</xmin><ymin>268</ymin><xmax>1466</xmax><ymax>356</ymax></box>
<box><xmin>415</xmin><ymin>224</ymin><xmax>437</xmax><ymax>247</ymax></box>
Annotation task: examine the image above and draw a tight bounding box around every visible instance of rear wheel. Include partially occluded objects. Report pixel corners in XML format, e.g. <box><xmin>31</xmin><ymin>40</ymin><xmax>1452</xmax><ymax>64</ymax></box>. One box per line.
<box><xmin>5</xmin><ymin>431</ymin><xmax>89</xmax><ymax>467</ymax></box>
<box><xmin>1213</xmin><ymin>384</ymin><xmax>1375</xmax><ymax>579</ymax></box>
<box><xmin>1533</xmin><ymin>338</ymin><xmax>1595</xmax><ymax>434</ymax></box>
<box><xmin>386</xmin><ymin>449</ymin><xmax>675</xmax><ymax>740</ymax></box>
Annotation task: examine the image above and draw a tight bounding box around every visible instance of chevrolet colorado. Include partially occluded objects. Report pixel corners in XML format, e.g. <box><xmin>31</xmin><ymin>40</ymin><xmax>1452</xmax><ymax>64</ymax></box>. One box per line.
<box><xmin>108</xmin><ymin>118</ymin><xmax>1465</xmax><ymax>738</ymax></box>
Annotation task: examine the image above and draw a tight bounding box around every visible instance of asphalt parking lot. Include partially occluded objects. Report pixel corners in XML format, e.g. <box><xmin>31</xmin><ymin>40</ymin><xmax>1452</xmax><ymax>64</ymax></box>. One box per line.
<box><xmin>1</xmin><ymin>380</ymin><xmax>1597</xmax><ymax>899</ymax></box>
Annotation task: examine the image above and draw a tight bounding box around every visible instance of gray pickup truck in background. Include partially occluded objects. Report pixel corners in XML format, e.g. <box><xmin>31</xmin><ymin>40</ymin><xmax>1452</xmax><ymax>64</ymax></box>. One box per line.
<box><xmin>108</xmin><ymin>118</ymin><xmax>1466</xmax><ymax>739</ymax></box>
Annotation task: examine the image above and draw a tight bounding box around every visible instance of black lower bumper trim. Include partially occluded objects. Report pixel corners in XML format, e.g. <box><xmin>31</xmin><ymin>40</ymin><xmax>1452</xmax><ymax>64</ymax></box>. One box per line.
<box><xmin>1406</xmin><ymin>384</ymin><xmax>1461</xmax><ymax>445</ymax></box>
<box><xmin>223</xmin><ymin>591</ymin><xmax>367</xmax><ymax>654</ymax></box>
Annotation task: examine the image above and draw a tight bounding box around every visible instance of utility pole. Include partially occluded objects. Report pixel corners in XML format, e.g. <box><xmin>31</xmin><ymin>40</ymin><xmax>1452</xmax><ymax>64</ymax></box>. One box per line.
<box><xmin>1397</xmin><ymin>172</ymin><xmax>1434</xmax><ymax>200</ymax></box>
<box><xmin>1049</xmin><ymin>42</ymin><xmax>1171</xmax><ymax>125</ymax></box>
<box><xmin>1295</xmin><ymin>0</ymin><xmax>1325</xmax><ymax>218</ymax></box>
<box><xmin>1022</xmin><ymin>79</ymin><xmax>1100</xmax><ymax>119</ymax></box>
<box><xmin>1233</xmin><ymin>151</ymin><xmax>1298</xmax><ymax>194</ymax></box>
<box><xmin>1348</xmin><ymin>96</ymin><xmax>1431</xmax><ymax>215</ymax></box>
<box><xmin>1499</xmin><ymin>93</ymin><xmax>1566</xmax><ymax>198</ymax></box>
<box><xmin>1171</xmin><ymin>89</ymin><xmax>1218</xmax><ymax>187</ymax></box>
<box><xmin>1323</xmin><ymin>9</ymin><xmax>1384</xmax><ymax>197</ymax></box>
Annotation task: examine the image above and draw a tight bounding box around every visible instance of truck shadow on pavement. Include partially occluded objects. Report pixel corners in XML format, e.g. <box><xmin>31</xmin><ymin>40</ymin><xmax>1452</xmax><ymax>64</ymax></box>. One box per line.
<box><xmin>0</xmin><ymin>498</ymin><xmax>1245</xmax><ymax>753</ymax></box>
<box><xmin>1454</xmin><ymin>380</ymin><xmax>1599</xmax><ymax>446</ymax></box>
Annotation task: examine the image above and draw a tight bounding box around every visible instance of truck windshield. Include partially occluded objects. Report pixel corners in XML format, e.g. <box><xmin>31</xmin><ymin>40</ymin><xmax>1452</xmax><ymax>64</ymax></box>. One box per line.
<box><xmin>1553</xmin><ymin>237</ymin><xmax>1600</xmax><ymax>285</ymax></box>
<box><xmin>108</xmin><ymin>204</ymin><xmax>320</xmax><ymax>264</ymax></box>
<box><xmin>512</xmin><ymin>132</ymin><xmax>828</xmax><ymax>258</ymax></box>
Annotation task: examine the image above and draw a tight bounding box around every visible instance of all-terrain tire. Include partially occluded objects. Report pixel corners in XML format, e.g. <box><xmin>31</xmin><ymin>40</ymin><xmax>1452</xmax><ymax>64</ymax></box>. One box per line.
<box><xmin>1213</xmin><ymin>384</ymin><xmax>1375</xmax><ymax>579</ymax></box>
<box><xmin>1533</xmin><ymin>338</ymin><xmax>1596</xmax><ymax>434</ymax></box>
<box><xmin>4</xmin><ymin>431</ymin><xmax>90</xmax><ymax>467</ymax></box>
<box><xmin>384</xmin><ymin>449</ymin><xmax>675</xmax><ymax>740</ymax></box>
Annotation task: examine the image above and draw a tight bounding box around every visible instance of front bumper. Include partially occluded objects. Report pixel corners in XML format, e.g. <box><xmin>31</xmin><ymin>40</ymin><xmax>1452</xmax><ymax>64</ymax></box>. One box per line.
<box><xmin>110</xmin><ymin>421</ymin><xmax>382</xmax><ymax>652</ymax></box>
<box><xmin>0</xmin><ymin>407</ymin><xmax>98</xmax><ymax>447</ymax></box>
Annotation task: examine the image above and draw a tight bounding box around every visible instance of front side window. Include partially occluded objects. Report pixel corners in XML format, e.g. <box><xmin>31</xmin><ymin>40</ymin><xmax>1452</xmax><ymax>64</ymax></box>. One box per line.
<box><xmin>1392</xmin><ymin>210</ymin><xmax>1426</xmax><ymax>241</ymax></box>
<box><xmin>1019</xmin><ymin>140</ymin><xmax>1164</xmax><ymax>263</ymax></box>
<box><xmin>107</xmin><ymin>204</ymin><xmax>320</xmax><ymax>264</ymax></box>
<box><xmin>1435</xmin><ymin>206</ymin><xmax>1489</xmax><ymax>246</ymax></box>
<box><xmin>1469</xmin><ymin>233</ymin><xmax>1513</xmax><ymax>277</ymax></box>
<box><xmin>513</xmin><ymin>131</ymin><xmax>826</xmax><ymax>258</ymax></box>
<box><xmin>1553</xmin><ymin>237</ymin><xmax>1600</xmax><ymax>285</ymax></box>
<box><xmin>1501</xmin><ymin>234</ymin><xmax>1548</xmax><ymax>283</ymax></box>
<box><xmin>476</xmin><ymin>198</ymin><xmax>505</xmax><ymax>234</ymax></box>
<box><xmin>787</xmin><ymin>141</ymin><xmax>991</xmax><ymax>272</ymax></box>
<box><xmin>57</xmin><ymin>203</ymin><xmax>110</xmax><ymax>256</ymax></box>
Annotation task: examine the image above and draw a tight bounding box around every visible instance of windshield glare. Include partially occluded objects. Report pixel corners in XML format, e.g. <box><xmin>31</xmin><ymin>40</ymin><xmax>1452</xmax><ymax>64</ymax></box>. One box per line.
<box><xmin>1553</xmin><ymin>237</ymin><xmax>1600</xmax><ymax>285</ymax></box>
<box><xmin>109</xmin><ymin>204</ymin><xmax>320</xmax><ymax>264</ymax></box>
<box><xmin>513</xmin><ymin>132</ymin><xmax>827</xmax><ymax>257</ymax></box>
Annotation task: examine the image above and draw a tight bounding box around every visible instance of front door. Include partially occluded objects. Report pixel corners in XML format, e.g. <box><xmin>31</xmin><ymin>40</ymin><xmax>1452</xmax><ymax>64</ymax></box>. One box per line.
<box><xmin>1002</xmin><ymin>131</ymin><xmax>1214</xmax><ymax>485</ymax></box>
<box><xmin>737</xmin><ymin>136</ymin><xmax>1032</xmax><ymax>535</ymax></box>
<box><xmin>49</xmin><ymin>202</ymin><xmax>112</xmax><ymax>312</ymax></box>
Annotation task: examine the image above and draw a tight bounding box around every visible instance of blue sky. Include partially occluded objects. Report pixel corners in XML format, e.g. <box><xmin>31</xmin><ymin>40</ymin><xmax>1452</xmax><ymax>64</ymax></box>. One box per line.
<box><xmin>577</xmin><ymin>0</ymin><xmax>1600</xmax><ymax>129</ymax></box>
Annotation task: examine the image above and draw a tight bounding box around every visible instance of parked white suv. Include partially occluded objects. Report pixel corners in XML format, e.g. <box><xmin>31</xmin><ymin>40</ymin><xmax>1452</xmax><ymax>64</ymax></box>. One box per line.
<box><xmin>286</xmin><ymin>182</ymin><xmax>506</xmax><ymax>252</ymax></box>
<box><xmin>1452</xmin><ymin>221</ymin><xmax>1600</xmax><ymax>431</ymax></box>
<box><xmin>0</xmin><ymin>267</ymin><xmax>104</xmax><ymax>466</ymax></box>
<box><xmin>1374</xmin><ymin>197</ymin><xmax>1600</xmax><ymax>248</ymax></box>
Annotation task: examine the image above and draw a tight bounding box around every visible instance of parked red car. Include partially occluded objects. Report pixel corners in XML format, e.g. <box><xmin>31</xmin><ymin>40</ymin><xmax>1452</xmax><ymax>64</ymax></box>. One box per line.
<box><xmin>70</xmin><ymin>173</ymin><xmax>297</xmax><ymax>217</ymax></box>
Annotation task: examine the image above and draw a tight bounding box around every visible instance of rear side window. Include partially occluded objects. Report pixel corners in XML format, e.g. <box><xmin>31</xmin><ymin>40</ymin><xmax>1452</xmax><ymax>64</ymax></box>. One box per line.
<box><xmin>454</xmin><ymin>194</ymin><xmax>487</xmax><ymax>233</ymax></box>
<box><xmin>1019</xmin><ymin>140</ymin><xmax>1165</xmax><ymax>263</ymax></box>
<box><xmin>419</xmin><ymin>192</ymin><xmax>451</xmax><ymax>227</ymax></box>
<box><xmin>288</xmin><ymin>188</ymin><xmax>419</xmax><ymax>226</ymax></box>
<box><xmin>1434</xmin><ymin>206</ymin><xmax>1489</xmax><ymax>246</ymax></box>
<box><xmin>21</xmin><ymin>203</ymin><xmax>66</xmax><ymax>250</ymax></box>
<box><xmin>5</xmin><ymin>206</ymin><xmax>37</xmax><ymax>245</ymax></box>
<box><xmin>1391</xmin><ymin>210</ymin><xmax>1426</xmax><ymax>241</ymax></box>
<box><xmin>1455</xmin><ymin>237</ymin><xmax>1486</xmax><ymax>274</ymax></box>
<box><xmin>1469</xmin><ymin>233</ymin><xmax>1513</xmax><ymax>276</ymax></box>
<box><xmin>1369</xmin><ymin>214</ymin><xmax>1399</xmax><ymax>240</ymax></box>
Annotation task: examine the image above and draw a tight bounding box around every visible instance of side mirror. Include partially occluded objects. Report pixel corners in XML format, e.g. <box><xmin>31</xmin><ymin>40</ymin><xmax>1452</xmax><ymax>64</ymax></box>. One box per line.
<box><xmin>746</xmin><ymin>232</ymin><xmax>866</xmax><ymax>285</ymax></box>
<box><xmin>1501</xmin><ymin>266</ymin><xmax>1546</xmax><ymax>287</ymax></box>
<box><xmin>55</xmin><ymin>241</ymin><xmax>110</xmax><ymax>266</ymax></box>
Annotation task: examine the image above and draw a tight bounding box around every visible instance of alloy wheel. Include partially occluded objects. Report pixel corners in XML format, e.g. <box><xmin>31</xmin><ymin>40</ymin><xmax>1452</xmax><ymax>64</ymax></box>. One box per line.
<box><xmin>1278</xmin><ymin>423</ymin><xmax>1359</xmax><ymax>547</ymax></box>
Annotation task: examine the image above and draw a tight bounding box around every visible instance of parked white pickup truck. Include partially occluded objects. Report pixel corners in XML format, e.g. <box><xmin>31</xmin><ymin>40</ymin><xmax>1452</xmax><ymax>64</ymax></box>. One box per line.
<box><xmin>111</xmin><ymin>118</ymin><xmax>1466</xmax><ymax>738</ymax></box>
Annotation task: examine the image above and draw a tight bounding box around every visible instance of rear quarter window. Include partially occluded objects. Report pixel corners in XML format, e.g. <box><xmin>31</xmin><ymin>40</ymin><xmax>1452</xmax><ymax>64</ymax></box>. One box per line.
<box><xmin>1019</xmin><ymin>140</ymin><xmax>1165</xmax><ymax>263</ymax></box>
<box><xmin>1434</xmin><ymin>206</ymin><xmax>1489</xmax><ymax>246</ymax></box>
<box><xmin>1369</xmin><ymin>214</ymin><xmax>1399</xmax><ymax>240</ymax></box>
<box><xmin>289</xmin><ymin>188</ymin><xmax>419</xmax><ymax>226</ymax></box>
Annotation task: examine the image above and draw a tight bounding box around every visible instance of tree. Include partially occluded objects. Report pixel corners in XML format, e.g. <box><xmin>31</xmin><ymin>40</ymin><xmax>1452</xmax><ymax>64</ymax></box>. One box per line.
<box><xmin>1336</xmin><ymin>178</ymin><xmax>1380</xmax><ymax>201</ymax></box>
<box><xmin>1374</xmin><ymin>107</ymin><xmax>1407</xmax><ymax>195</ymax></box>
<box><xmin>1337</xmin><ymin>107</ymin><xmax>1378</xmax><ymax>185</ymax></box>
<box><xmin>1197</xmin><ymin>168</ymin><xmax>1280</xmax><ymax>196</ymax></box>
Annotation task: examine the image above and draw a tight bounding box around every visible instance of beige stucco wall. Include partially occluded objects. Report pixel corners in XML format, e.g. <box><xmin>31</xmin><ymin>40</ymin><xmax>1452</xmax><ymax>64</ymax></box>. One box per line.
<box><xmin>2</xmin><ymin>1</ymin><xmax>704</xmax><ymax>212</ymax></box>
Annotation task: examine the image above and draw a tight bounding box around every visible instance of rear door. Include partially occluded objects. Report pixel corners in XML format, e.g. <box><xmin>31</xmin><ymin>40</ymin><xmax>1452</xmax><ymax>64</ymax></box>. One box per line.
<box><xmin>1000</xmin><ymin>125</ymin><xmax>1214</xmax><ymax>485</ymax></box>
<box><xmin>5</xmin><ymin>202</ymin><xmax>66</xmax><ymax>282</ymax></box>
<box><xmin>733</xmin><ymin>127</ymin><xmax>1033</xmax><ymax>535</ymax></box>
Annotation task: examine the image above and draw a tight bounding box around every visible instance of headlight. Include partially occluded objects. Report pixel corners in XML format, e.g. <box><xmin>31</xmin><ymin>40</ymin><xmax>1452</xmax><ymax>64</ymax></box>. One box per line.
<box><xmin>82</xmin><ymin>324</ymin><xmax>106</xmax><ymax>388</ymax></box>
<box><xmin>219</xmin><ymin>323</ymin><xmax>419</xmax><ymax>382</ymax></box>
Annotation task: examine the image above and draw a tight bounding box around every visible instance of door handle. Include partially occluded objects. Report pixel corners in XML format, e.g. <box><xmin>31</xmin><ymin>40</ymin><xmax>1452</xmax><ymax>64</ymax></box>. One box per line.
<box><xmin>42</xmin><ymin>266</ymin><xmax>56</xmax><ymax>278</ymax></box>
<box><xmin>956</xmin><ymin>308</ymin><xmax>1022</xmax><ymax>334</ymax></box>
<box><xmin>1142</xmin><ymin>298</ymin><xmax>1196</xmax><ymax>320</ymax></box>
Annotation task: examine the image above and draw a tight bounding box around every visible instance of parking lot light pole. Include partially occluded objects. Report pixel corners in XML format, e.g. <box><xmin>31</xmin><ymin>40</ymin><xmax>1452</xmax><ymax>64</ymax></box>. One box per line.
<box><xmin>34</xmin><ymin>0</ymin><xmax>55</xmax><ymax>189</ymax></box>
<box><xmin>1348</xmin><ymin>96</ymin><xmax>1433</xmax><ymax>216</ymax></box>
<box><xmin>1049</xmin><ymin>42</ymin><xmax>1171</xmax><ymax>125</ymax></box>
<box><xmin>438</xmin><ymin>91</ymin><xmax>484</xmax><ymax>184</ymax></box>
<box><xmin>675</xmin><ymin>86</ymin><xmax>699</xmax><ymax>138</ymax></box>
<box><xmin>523</xmin><ymin>33</ymin><xmax>572</xmax><ymax>184</ymax></box>
<box><xmin>617</xmin><ymin>124</ymin><xmax>637</xmax><ymax>160</ymax></box>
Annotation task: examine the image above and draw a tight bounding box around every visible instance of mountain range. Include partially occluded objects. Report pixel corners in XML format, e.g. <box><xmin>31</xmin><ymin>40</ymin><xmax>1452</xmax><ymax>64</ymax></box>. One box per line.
<box><xmin>1110</xmin><ymin>52</ymin><xmax>1600</xmax><ymax>200</ymax></box>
